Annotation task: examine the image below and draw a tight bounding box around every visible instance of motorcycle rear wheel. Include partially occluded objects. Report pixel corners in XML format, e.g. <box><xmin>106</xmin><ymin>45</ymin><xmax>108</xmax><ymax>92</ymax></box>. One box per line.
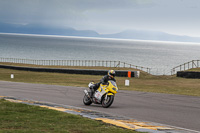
<box><xmin>102</xmin><ymin>95</ymin><xmax>114</xmax><ymax>108</ymax></box>
<box><xmin>83</xmin><ymin>94</ymin><xmax>92</xmax><ymax>105</ymax></box>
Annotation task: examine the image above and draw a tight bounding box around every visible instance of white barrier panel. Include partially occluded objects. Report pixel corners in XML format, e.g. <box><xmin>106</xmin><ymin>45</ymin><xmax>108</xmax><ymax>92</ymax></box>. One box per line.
<box><xmin>134</xmin><ymin>71</ymin><xmax>140</xmax><ymax>78</ymax></box>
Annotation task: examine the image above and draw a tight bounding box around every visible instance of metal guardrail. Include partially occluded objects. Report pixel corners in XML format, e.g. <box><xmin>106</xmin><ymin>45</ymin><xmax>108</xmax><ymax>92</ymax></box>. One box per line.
<box><xmin>0</xmin><ymin>57</ymin><xmax>151</xmax><ymax>74</ymax></box>
<box><xmin>171</xmin><ymin>60</ymin><xmax>200</xmax><ymax>75</ymax></box>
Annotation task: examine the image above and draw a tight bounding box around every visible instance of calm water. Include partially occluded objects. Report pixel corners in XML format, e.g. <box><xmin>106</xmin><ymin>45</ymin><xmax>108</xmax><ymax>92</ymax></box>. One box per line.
<box><xmin>1</xmin><ymin>33</ymin><xmax>200</xmax><ymax>75</ymax></box>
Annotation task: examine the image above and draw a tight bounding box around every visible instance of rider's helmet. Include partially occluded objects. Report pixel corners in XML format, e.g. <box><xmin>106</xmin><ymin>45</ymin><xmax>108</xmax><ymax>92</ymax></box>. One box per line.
<box><xmin>108</xmin><ymin>70</ymin><xmax>116</xmax><ymax>78</ymax></box>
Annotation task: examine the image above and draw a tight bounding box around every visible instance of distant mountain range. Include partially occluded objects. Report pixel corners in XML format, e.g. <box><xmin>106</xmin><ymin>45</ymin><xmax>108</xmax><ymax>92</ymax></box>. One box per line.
<box><xmin>101</xmin><ymin>30</ymin><xmax>200</xmax><ymax>43</ymax></box>
<box><xmin>0</xmin><ymin>22</ymin><xmax>99</xmax><ymax>37</ymax></box>
<box><xmin>1</xmin><ymin>22</ymin><xmax>200</xmax><ymax>43</ymax></box>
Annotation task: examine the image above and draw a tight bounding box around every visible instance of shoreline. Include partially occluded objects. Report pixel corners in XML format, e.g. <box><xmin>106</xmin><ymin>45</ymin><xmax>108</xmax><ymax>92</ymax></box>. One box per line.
<box><xmin>1</xmin><ymin>32</ymin><xmax>200</xmax><ymax>45</ymax></box>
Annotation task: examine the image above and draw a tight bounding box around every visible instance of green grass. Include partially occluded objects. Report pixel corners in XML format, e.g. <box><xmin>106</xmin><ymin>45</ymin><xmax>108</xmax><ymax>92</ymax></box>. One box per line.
<box><xmin>0</xmin><ymin>99</ymin><xmax>139</xmax><ymax>133</ymax></box>
<box><xmin>187</xmin><ymin>68</ymin><xmax>200</xmax><ymax>72</ymax></box>
<box><xmin>0</xmin><ymin>63</ymin><xmax>200</xmax><ymax>97</ymax></box>
<box><xmin>0</xmin><ymin>62</ymin><xmax>141</xmax><ymax>71</ymax></box>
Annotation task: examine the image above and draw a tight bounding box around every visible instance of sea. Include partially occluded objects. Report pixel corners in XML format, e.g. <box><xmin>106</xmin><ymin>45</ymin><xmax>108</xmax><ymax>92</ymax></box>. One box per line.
<box><xmin>1</xmin><ymin>33</ymin><xmax>200</xmax><ymax>75</ymax></box>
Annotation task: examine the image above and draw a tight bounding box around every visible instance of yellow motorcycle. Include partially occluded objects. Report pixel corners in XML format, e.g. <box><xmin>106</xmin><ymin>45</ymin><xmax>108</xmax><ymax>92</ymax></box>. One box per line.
<box><xmin>83</xmin><ymin>80</ymin><xmax>118</xmax><ymax>108</ymax></box>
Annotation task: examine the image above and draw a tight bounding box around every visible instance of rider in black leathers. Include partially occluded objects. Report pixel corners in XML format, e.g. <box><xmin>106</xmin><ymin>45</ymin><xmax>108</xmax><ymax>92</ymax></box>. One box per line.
<box><xmin>90</xmin><ymin>70</ymin><xmax>116</xmax><ymax>97</ymax></box>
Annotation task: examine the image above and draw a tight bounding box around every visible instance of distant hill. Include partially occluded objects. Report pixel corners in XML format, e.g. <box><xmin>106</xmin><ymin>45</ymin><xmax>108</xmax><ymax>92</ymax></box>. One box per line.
<box><xmin>1</xmin><ymin>22</ymin><xmax>200</xmax><ymax>43</ymax></box>
<box><xmin>100</xmin><ymin>30</ymin><xmax>200</xmax><ymax>43</ymax></box>
<box><xmin>0</xmin><ymin>22</ymin><xmax>99</xmax><ymax>37</ymax></box>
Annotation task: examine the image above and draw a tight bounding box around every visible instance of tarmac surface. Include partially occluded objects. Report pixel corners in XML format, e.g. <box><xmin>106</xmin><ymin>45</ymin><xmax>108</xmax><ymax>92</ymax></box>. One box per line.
<box><xmin>0</xmin><ymin>81</ymin><xmax>200</xmax><ymax>132</ymax></box>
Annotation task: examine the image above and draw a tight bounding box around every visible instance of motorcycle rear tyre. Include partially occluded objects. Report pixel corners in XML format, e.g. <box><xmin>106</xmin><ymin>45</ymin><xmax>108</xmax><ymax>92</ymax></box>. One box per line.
<box><xmin>102</xmin><ymin>95</ymin><xmax>114</xmax><ymax>108</ymax></box>
<box><xmin>83</xmin><ymin>94</ymin><xmax>92</xmax><ymax>105</ymax></box>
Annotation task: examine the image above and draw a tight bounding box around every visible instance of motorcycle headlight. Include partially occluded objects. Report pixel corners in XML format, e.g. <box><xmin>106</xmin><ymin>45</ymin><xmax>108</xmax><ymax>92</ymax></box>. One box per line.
<box><xmin>112</xmin><ymin>88</ymin><xmax>116</xmax><ymax>91</ymax></box>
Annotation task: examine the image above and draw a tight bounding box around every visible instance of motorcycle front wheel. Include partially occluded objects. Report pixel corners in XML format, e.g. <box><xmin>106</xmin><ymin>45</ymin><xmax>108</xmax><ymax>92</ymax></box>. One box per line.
<box><xmin>102</xmin><ymin>95</ymin><xmax>114</xmax><ymax>108</ymax></box>
<box><xmin>83</xmin><ymin>94</ymin><xmax>92</xmax><ymax>105</ymax></box>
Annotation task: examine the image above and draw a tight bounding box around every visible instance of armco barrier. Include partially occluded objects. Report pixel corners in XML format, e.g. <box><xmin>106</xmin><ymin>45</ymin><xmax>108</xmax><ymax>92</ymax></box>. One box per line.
<box><xmin>0</xmin><ymin>65</ymin><xmax>138</xmax><ymax>77</ymax></box>
<box><xmin>177</xmin><ymin>71</ymin><xmax>200</xmax><ymax>79</ymax></box>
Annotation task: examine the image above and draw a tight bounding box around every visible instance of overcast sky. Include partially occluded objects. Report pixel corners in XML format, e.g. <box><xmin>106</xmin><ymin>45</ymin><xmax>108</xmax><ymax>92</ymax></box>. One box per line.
<box><xmin>0</xmin><ymin>0</ymin><xmax>200</xmax><ymax>37</ymax></box>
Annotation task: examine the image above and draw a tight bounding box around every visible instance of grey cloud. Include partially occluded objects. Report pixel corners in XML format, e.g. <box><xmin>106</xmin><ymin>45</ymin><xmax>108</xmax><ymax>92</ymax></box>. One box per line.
<box><xmin>0</xmin><ymin>0</ymin><xmax>200</xmax><ymax>36</ymax></box>
<box><xmin>0</xmin><ymin>0</ymin><xmax>154</xmax><ymax>28</ymax></box>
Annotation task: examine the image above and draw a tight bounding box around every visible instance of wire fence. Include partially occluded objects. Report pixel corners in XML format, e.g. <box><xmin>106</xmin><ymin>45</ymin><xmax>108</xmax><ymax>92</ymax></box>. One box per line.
<box><xmin>171</xmin><ymin>60</ymin><xmax>200</xmax><ymax>75</ymax></box>
<box><xmin>0</xmin><ymin>57</ymin><xmax>151</xmax><ymax>74</ymax></box>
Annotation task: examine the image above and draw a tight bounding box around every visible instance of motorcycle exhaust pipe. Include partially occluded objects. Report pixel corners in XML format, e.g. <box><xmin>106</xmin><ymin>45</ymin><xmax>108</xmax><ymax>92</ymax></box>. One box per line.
<box><xmin>84</xmin><ymin>90</ymin><xmax>92</xmax><ymax>101</ymax></box>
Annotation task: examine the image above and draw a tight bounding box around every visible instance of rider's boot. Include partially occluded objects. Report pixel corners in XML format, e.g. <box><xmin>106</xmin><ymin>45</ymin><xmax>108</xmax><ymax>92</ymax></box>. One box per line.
<box><xmin>89</xmin><ymin>82</ymin><xmax>99</xmax><ymax>98</ymax></box>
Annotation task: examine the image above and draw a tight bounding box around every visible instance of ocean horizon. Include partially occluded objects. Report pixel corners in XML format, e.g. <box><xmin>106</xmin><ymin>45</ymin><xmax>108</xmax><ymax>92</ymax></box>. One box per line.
<box><xmin>1</xmin><ymin>32</ymin><xmax>200</xmax><ymax>45</ymax></box>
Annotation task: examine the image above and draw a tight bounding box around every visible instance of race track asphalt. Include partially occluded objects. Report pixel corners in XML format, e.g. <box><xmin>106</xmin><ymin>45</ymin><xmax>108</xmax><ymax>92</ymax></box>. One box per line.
<box><xmin>0</xmin><ymin>81</ymin><xmax>199</xmax><ymax>132</ymax></box>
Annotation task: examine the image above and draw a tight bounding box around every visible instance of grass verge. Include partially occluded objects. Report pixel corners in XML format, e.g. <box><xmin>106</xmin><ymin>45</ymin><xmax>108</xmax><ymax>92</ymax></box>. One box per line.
<box><xmin>0</xmin><ymin>63</ymin><xmax>200</xmax><ymax>97</ymax></box>
<box><xmin>187</xmin><ymin>68</ymin><xmax>200</xmax><ymax>72</ymax></box>
<box><xmin>0</xmin><ymin>99</ymin><xmax>139</xmax><ymax>133</ymax></box>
